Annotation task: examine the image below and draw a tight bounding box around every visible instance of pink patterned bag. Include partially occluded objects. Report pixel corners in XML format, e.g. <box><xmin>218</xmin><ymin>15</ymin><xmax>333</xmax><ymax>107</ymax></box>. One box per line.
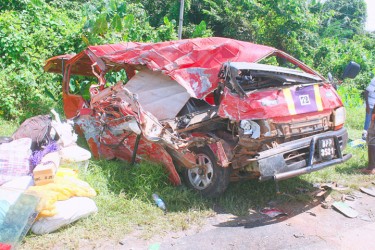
<box><xmin>0</xmin><ymin>138</ymin><xmax>32</xmax><ymax>185</ymax></box>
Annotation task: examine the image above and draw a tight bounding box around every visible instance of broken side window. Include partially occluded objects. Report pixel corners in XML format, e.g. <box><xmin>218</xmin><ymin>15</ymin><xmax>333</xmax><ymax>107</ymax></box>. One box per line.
<box><xmin>69</xmin><ymin>75</ymin><xmax>98</xmax><ymax>100</ymax></box>
<box><xmin>104</xmin><ymin>68</ymin><xmax>128</xmax><ymax>87</ymax></box>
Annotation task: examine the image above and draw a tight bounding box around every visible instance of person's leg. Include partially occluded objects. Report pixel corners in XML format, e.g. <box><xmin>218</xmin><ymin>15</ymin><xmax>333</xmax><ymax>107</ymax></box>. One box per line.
<box><xmin>364</xmin><ymin>108</ymin><xmax>373</xmax><ymax>131</ymax></box>
<box><xmin>363</xmin><ymin>108</ymin><xmax>373</xmax><ymax>140</ymax></box>
<box><xmin>361</xmin><ymin>118</ymin><xmax>375</xmax><ymax>174</ymax></box>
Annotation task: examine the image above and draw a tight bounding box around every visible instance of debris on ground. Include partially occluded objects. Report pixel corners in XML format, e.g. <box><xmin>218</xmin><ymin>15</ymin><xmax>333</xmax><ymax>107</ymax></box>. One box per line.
<box><xmin>320</xmin><ymin>182</ymin><xmax>336</xmax><ymax>190</ymax></box>
<box><xmin>332</xmin><ymin>201</ymin><xmax>358</xmax><ymax>218</ymax></box>
<box><xmin>0</xmin><ymin>177</ymin><xmax>38</xmax><ymax>248</ymax></box>
<box><xmin>314</xmin><ymin>189</ymin><xmax>327</xmax><ymax>198</ymax></box>
<box><xmin>321</xmin><ymin>202</ymin><xmax>330</xmax><ymax>209</ymax></box>
<box><xmin>152</xmin><ymin>193</ymin><xmax>167</xmax><ymax>214</ymax></box>
<box><xmin>320</xmin><ymin>192</ymin><xmax>335</xmax><ymax>209</ymax></box>
<box><xmin>348</xmin><ymin>139</ymin><xmax>366</xmax><ymax>148</ymax></box>
<box><xmin>342</xmin><ymin>194</ymin><xmax>356</xmax><ymax>201</ymax></box>
<box><xmin>319</xmin><ymin>182</ymin><xmax>349</xmax><ymax>191</ymax></box>
<box><xmin>324</xmin><ymin>193</ymin><xmax>333</xmax><ymax>203</ymax></box>
<box><xmin>261</xmin><ymin>208</ymin><xmax>288</xmax><ymax>218</ymax></box>
<box><xmin>293</xmin><ymin>233</ymin><xmax>305</xmax><ymax>238</ymax></box>
<box><xmin>360</xmin><ymin>187</ymin><xmax>375</xmax><ymax>197</ymax></box>
<box><xmin>332</xmin><ymin>184</ymin><xmax>349</xmax><ymax>191</ymax></box>
<box><xmin>305</xmin><ymin>211</ymin><xmax>317</xmax><ymax>217</ymax></box>
<box><xmin>358</xmin><ymin>214</ymin><xmax>373</xmax><ymax>222</ymax></box>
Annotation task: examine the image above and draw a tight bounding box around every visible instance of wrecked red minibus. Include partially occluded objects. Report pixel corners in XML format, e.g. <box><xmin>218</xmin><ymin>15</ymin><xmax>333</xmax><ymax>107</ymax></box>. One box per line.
<box><xmin>44</xmin><ymin>37</ymin><xmax>358</xmax><ymax>197</ymax></box>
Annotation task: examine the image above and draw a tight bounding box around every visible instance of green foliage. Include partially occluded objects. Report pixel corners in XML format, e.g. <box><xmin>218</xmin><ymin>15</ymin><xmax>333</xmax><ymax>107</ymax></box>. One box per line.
<box><xmin>254</xmin><ymin>0</ymin><xmax>320</xmax><ymax>65</ymax></box>
<box><xmin>81</xmin><ymin>1</ymin><xmax>177</xmax><ymax>44</ymax></box>
<box><xmin>0</xmin><ymin>1</ymin><xmax>82</xmax><ymax>120</ymax></box>
<box><xmin>320</xmin><ymin>0</ymin><xmax>367</xmax><ymax>39</ymax></box>
<box><xmin>313</xmin><ymin>34</ymin><xmax>375</xmax><ymax>90</ymax></box>
<box><xmin>202</xmin><ymin>0</ymin><xmax>259</xmax><ymax>41</ymax></box>
<box><xmin>0</xmin><ymin>0</ymin><xmax>183</xmax><ymax>120</ymax></box>
<box><xmin>191</xmin><ymin>21</ymin><xmax>213</xmax><ymax>38</ymax></box>
<box><xmin>157</xmin><ymin>17</ymin><xmax>178</xmax><ymax>42</ymax></box>
<box><xmin>337</xmin><ymin>83</ymin><xmax>364</xmax><ymax>108</ymax></box>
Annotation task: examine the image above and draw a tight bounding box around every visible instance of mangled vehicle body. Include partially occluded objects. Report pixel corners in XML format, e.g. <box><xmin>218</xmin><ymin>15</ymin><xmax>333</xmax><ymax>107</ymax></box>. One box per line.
<box><xmin>45</xmin><ymin>37</ymin><xmax>357</xmax><ymax>197</ymax></box>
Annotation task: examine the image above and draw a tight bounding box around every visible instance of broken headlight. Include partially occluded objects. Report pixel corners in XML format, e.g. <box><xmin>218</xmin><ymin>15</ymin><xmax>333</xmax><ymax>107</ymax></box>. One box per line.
<box><xmin>240</xmin><ymin>120</ymin><xmax>260</xmax><ymax>139</ymax></box>
<box><xmin>333</xmin><ymin>107</ymin><xmax>345</xmax><ymax>130</ymax></box>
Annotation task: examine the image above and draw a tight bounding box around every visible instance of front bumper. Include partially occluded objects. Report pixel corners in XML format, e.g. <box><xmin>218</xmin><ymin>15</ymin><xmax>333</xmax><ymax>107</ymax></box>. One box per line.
<box><xmin>254</xmin><ymin>128</ymin><xmax>350</xmax><ymax>181</ymax></box>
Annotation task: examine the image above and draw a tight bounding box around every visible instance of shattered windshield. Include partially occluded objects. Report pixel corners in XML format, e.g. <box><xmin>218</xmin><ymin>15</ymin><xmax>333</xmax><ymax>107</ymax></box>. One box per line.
<box><xmin>220</xmin><ymin>60</ymin><xmax>323</xmax><ymax>96</ymax></box>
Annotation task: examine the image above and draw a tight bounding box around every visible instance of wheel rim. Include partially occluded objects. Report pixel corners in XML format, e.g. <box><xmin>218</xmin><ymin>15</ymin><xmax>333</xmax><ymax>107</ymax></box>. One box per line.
<box><xmin>187</xmin><ymin>153</ymin><xmax>214</xmax><ymax>190</ymax></box>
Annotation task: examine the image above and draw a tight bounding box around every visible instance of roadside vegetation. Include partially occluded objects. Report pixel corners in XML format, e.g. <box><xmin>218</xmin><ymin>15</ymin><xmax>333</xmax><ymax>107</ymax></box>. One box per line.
<box><xmin>0</xmin><ymin>0</ymin><xmax>374</xmax><ymax>248</ymax></box>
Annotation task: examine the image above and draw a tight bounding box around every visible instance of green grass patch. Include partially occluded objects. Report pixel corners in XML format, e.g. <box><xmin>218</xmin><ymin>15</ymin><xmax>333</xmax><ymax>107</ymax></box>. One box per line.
<box><xmin>0</xmin><ymin>117</ymin><xmax>17</xmax><ymax>136</ymax></box>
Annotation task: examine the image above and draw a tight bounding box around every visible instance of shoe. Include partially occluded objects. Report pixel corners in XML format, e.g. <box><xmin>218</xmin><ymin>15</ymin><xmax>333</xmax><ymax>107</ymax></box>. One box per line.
<box><xmin>362</xmin><ymin>130</ymin><xmax>368</xmax><ymax>140</ymax></box>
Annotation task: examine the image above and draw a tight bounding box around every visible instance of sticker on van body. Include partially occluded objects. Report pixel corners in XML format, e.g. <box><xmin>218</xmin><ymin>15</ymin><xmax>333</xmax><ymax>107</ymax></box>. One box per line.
<box><xmin>283</xmin><ymin>84</ymin><xmax>323</xmax><ymax>115</ymax></box>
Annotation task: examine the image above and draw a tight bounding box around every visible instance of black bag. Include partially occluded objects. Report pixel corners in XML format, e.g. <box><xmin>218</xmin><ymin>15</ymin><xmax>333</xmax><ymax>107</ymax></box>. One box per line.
<box><xmin>12</xmin><ymin>115</ymin><xmax>53</xmax><ymax>150</ymax></box>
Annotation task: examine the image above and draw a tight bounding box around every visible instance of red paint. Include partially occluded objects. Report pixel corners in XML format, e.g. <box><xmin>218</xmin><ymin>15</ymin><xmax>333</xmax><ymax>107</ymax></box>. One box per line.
<box><xmin>0</xmin><ymin>243</ymin><xmax>11</xmax><ymax>250</ymax></box>
<box><xmin>63</xmin><ymin>93</ymin><xmax>86</xmax><ymax>119</ymax></box>
<box><xmin>103</xmin><ymin>37</ymin><xmax>277</xmax><ymax>99</ymax></box>
<box><xmin>87</xmin><ymin>138</ymin><xmax>100</xmax><ymax>159</ymax></box>
<box><xmin>218</xmin><ymin>84</ymin><xmax>342</xmax><ymax>120</ymax></box>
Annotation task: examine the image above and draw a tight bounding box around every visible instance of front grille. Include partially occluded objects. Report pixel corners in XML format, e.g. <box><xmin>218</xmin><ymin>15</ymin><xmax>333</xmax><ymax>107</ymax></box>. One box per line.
<box><xmin>282</xmin><ymin>134</ymin><xmax>344</xmax><ymax>171</ymax></box>
<box><xmin>275</xmin><ymin>116</ymin><xmax>330</xmax><ymax>138</ymax></box>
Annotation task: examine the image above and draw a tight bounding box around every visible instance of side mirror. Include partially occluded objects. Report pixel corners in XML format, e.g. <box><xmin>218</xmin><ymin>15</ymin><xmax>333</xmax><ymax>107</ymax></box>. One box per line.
<box><xmin>342</xmin><ymin>61</ymin><xmax>360</xmax><ymax>79</ymax></box>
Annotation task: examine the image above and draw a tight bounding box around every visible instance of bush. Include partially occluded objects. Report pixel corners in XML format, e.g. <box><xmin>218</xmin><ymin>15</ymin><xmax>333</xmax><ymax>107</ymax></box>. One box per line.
<box><xmin>0</xmin><ymin>0</ymin><xmax>187</xmax><ymax>121</ymax></box>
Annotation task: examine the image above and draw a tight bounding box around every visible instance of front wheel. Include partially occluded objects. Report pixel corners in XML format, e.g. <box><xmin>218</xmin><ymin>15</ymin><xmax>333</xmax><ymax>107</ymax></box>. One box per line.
<box><xmin>182</xmin><ymin>147</ymin><xmax>230</xmax><ymax>197</ymax></box>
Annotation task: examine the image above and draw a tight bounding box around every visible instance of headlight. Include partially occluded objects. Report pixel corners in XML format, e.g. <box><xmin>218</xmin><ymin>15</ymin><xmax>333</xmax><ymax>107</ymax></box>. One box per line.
<box><xmin>240</xmin><ymin>120</ymin><xmax>260</xmax><ymax>139</ymax></box>
<box><xmin>333</xmin><ymin>107</ymin><xmax>346</xmax><ymax>130</ymax></box>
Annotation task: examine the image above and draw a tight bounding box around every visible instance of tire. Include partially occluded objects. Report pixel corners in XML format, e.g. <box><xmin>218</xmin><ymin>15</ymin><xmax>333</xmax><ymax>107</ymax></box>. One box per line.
<box><xmin>182</xmin><ymin>147</ymin><xmax>231</xmax><ymax>197</ymax></box>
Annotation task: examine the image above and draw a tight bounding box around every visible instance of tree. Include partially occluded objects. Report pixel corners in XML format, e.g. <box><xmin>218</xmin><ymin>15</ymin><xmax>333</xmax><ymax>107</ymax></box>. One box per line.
<box><xmin>320</xmin><ymin>0</ymin><xmax>367</xmax><ymax>39</ymax></box>
<box><xmin>253</xmin><ymin>0</ymin><xmax>319</xmax><ymax>64</ymax></box>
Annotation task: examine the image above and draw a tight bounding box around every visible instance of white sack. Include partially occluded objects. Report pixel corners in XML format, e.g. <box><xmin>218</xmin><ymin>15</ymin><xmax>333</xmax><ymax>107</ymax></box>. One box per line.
<box><xmin>31</xmin><ymin>197</ymin><xmax>97</xmax><ymax>234</ymax></box>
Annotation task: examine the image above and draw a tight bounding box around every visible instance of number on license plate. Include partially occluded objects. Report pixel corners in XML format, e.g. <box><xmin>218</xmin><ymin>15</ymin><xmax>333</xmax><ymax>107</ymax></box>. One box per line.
<box><xmin>319</xmin><ymin>138</ymin><xmax>335</xmax><ymax>159</ymax></box>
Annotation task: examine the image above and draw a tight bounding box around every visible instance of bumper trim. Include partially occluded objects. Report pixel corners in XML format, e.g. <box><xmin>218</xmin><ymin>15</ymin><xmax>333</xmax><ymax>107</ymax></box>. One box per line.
<box><xmin>254</xmin><ymin>128</ymin><xmax>348</xmax><ymax>160</ymax></box>
<box><xmin>257</xmin><ymin>128</ymin><xmax>349</xmax><ymax>181</ymax></box>
<box><xmin>270</xmin><ymin>153</ymin><xmax>352</xmax><ymax>181</ymax></box>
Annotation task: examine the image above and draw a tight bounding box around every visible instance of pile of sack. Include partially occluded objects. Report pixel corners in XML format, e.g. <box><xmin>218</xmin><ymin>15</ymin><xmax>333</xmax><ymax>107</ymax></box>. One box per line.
<box><xmin>0</xmin><ymin>110</ymin><xmax>97</xmax><ymax>242</ymax></box>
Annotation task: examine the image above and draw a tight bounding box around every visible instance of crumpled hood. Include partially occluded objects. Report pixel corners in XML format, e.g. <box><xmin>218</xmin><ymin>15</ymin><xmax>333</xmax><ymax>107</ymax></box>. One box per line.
<box><xmin>102</xmin><ymin>37</ymin><xmax>276</xmax><ymax>99</ymax></box>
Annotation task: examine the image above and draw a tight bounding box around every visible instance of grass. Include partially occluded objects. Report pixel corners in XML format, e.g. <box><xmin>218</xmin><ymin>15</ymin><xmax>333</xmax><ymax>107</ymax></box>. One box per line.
<box><xmin>0</xmin><ymin>105</ymin><xmax>373</xmax><ymax>248</ymax></box>
<box><xmin>0</xmin><ymin>117</ymin><xmax>18</xmax><ymax>136</ymax></box>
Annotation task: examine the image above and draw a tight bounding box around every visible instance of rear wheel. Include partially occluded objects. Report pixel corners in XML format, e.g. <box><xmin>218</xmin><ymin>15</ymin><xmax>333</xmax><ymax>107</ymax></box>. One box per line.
<box><xmin>183</xmin><ymin>147</ymin><xmax>230</xmax><ymax>197</ymax></box>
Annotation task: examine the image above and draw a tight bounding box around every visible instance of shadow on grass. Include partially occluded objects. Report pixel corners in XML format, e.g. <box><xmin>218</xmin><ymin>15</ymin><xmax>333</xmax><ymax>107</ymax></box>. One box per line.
<box><xmin>207</xmin><ymin>177</ymin><xmax>329</xmax><ymax>229</ymax></box>
<box><xmin>212</xmin><ymin>197</ymin><xmax>325</xmax><ymax>229</ymax></box>
<box><xmin>87</xmin><ymin>155</ymin><xmax>330</xmax><ymax>230</ymax></box>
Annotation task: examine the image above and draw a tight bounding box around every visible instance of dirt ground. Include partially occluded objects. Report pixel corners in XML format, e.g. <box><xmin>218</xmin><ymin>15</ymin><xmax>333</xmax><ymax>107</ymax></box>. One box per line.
<box><xmin>113</xmin><ymin>186</ymin><xmax>375</xmax><ymax>250</ymax></box>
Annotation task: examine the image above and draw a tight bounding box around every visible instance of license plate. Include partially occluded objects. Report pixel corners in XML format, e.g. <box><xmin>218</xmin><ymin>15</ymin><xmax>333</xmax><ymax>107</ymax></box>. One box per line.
<box><xmin>318</xmin><ymin>137</ymin><xmax>335</xmax><ymax>160</ymax></box>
